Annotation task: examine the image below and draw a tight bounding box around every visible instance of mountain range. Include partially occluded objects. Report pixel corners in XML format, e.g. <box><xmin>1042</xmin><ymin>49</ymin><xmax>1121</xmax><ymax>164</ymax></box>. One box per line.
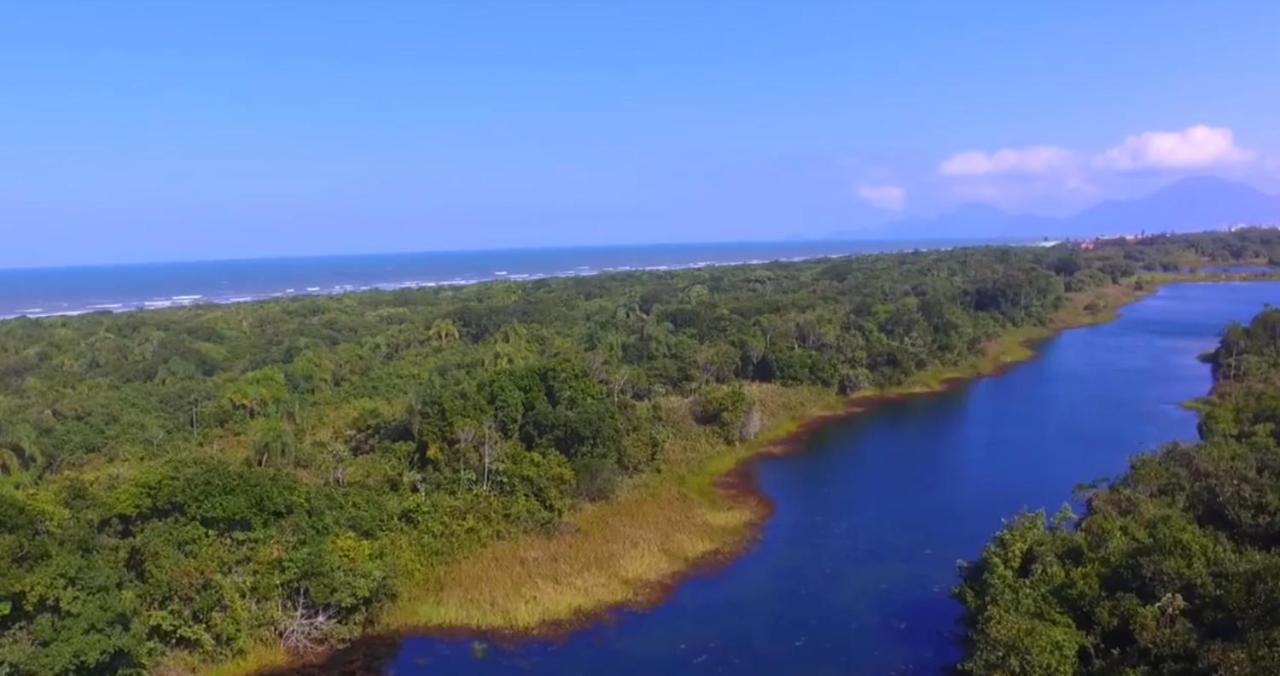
<box><xmin>877</xmin><ymin>176</ymin><xmax>1280</xmax><ymax>240</ymax></box>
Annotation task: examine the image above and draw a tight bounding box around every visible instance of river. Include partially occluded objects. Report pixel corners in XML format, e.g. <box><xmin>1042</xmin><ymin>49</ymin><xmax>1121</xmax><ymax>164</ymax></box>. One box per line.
<box><xmin>377</xmin><ymin>282</ymin><xmax>1280</xmax><ymax>675</ymax></box>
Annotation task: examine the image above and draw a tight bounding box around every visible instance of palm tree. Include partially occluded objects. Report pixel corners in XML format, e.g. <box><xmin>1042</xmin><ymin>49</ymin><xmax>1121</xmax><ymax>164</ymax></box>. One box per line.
<box><xmin>250</xmin><ymin>418</ymin><xmax>296</xmax><ymax>468</ymax></box>
<box><xmin>428</xmin><ymin>318</ymin><xmax>461</xmax><ymax>347</ymax></box>
<box><xmin>0</xmin><ymin>424</ymin><xmax>41</xmax><ymax>480</ymax></box>
<box><xmin>0</xmin><ymin>446</ymin><xmax>26</xmax><ymax>480</ymax></box>
<box><xmin>494</xmin><ymin>322</ymin><xmax>528</xmax><ymax>346</ymax></box>
<box><xmin>616</xmin><ymin>301</ymin><xmax>659</xmax><ymax>339</ymax></box>
<box><xmin>485</xmin><ymin>323</ymin><xmax>531</xmax><ymax>368</ymax></box>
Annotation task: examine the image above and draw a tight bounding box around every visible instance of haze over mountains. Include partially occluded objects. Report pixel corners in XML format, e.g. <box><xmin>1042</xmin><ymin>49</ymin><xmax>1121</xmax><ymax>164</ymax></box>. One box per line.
<box><xmin>880</xmin><ymin>177</ymin><xmax>1280</xmax><ymax>240</ymax></box>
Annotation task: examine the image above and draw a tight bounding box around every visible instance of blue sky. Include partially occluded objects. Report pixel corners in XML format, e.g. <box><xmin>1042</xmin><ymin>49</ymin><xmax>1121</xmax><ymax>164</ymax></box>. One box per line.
<box><xmin>3</xmin><ymin>1</ymin><xmax>1279</xmax><ymax>268</ymax></box>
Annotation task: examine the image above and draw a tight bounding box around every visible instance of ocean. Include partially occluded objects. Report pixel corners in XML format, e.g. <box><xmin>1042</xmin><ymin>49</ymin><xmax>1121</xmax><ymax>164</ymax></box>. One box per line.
<box><xmin>0</xmin><ymin>239</ymin><xmax>1016</xmax><ymax>319</ymax></box>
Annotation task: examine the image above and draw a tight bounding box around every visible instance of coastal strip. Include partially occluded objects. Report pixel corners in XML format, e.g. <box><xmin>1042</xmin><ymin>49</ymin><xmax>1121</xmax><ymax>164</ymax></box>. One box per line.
<box><xmin>0</xmin><ymin>241</ymin><xmax>1005</xmax><ymax>321</ymax></box>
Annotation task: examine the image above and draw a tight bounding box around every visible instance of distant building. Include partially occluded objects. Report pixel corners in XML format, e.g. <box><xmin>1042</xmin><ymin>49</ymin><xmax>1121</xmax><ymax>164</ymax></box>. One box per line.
<box><xmin>1229</xmin><ymin>223</ymin><xmax>1280</xmax><ymax>232</ymax></box>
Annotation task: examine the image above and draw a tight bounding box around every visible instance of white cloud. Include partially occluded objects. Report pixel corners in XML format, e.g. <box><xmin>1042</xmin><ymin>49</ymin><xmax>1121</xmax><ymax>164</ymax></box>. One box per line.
<box><xmin>1094</xmin><ymin>124</ymin><xmax>1254</xmax><ymax>171</ymax></box>
<box><xmin>855</xmin><ymin>183</ymin><xmax>906</xmax><ymax>211</ymax></box>
<box><xmin>938</xmin><ymin>145</ymin><xmax>1074</xmax><ymax>177</ymax></box>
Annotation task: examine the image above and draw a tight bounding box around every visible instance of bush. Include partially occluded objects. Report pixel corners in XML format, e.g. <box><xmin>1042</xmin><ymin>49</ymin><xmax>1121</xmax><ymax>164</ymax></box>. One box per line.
<box><xmin>1064</xmin><ymin>268</ymin><xmax>1109</xmax><ymax>292</ymax></box>
<box><xmin>571</xmin><ymin>457</ymin><xmax>621</xmax><ymax>501</ymax></box>
<box><xmin>694</xmin><ymin>385</ymin><xmax>756</xmax><ymax>444</ymax></box>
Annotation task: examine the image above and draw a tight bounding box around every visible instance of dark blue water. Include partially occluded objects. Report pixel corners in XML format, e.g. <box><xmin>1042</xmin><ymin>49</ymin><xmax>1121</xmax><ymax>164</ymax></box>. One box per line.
<box><xmin>385</xmin><ymin>282</ymin><xmax>1280</xmax><ymax>675</ymax></box>
<box><xmin>0</xmin><ymin>240</ymin><xmax>1004</xmax><ymax>319</ymax></box>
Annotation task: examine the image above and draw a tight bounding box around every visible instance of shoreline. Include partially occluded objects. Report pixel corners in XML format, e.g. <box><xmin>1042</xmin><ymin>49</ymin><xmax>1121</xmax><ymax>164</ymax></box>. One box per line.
<box><xmin>1</xmin><ymin>239</ymin><xmax>1015</xmax><ymax>322</ymax></box>
<box><xmin>4</xmin><ymin>253</ymin><xmax>1259</xmax><ymax>324</ymax></box>
<box><xmin>228</xmin><ymin>280</ymin><xmax>1157</xmax><ymax>675</ymax></box>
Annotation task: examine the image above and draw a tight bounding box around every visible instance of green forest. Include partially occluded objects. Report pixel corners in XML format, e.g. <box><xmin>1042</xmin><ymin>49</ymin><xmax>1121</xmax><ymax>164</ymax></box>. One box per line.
<box><xmin>2</xmin><ymin>229</ymin><xmax>1280</xmax><ymax>674</ymax></box>
<box><xmin>958</xmin><ymin>302</ymin><xmax>1280</xmax><ymax>674</ymax></box>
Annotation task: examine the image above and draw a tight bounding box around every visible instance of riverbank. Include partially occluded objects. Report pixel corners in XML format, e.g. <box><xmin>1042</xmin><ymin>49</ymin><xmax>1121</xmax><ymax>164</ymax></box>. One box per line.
<box><xmin>218</xmin><ymin>280</ymin><xmax>1157</xmax><ymax>675</ymax></box>
<box><xmin>953</xmin><ymin>288</ymin><xmax>1280</xmax><ymax>674</ymax></box>
<box><xmin>406</xmin><ymin>281</ymin><xmax>1151</xmax><ymax>626</ymax></box>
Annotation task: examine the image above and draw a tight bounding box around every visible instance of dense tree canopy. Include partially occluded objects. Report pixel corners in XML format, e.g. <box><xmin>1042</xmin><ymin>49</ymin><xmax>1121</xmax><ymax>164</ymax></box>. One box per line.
<box><xmin>1</xmin><ymin>229</ymin><xmax>1277</xmax><ymax>673</ymax></box>
<box><xmin>958</xmin><ymin>302</ymin><xmax>1280</xmax><ymax>675</ymax></box>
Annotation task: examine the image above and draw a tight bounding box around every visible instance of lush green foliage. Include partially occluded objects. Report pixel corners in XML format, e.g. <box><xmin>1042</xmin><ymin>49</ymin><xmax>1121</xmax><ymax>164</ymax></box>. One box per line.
<box><xmin>957</xmin><ymin>302</ymin><xmax>1280</xmax><ymax>675</ymax></box>
<box><xmin>0</xmin><ymin>229</ymin><xmax>1276</xmax><ymax>673</ymax></box>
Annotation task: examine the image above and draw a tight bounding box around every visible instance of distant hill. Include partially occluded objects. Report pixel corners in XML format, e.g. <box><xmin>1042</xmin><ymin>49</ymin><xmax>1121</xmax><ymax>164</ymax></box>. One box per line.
<box><xmin>1065</xmin><ymin>176</ymin><xmax>1280</xmax><ymax>236</ymax></box>
<box><xmin>878</xmin><ymin>204</ymin><xmax>1054</xmax><ymax>240</ymax></box>
<box><xmin>875</xmin><ymin>176</ymin><xmax>1280</xmax><ymax>240</ymax></box>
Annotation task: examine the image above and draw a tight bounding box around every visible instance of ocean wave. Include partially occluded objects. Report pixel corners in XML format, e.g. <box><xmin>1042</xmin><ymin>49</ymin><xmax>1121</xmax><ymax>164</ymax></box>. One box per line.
<box><xmin>24</xmin><ymin>309</ymin><xmax>92</xmax><ymax>319</ymax></box>
<box><xmin>1</xmin><ymin>243</ymin><xmax>968</xmax><ymax>323</ymax></box>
